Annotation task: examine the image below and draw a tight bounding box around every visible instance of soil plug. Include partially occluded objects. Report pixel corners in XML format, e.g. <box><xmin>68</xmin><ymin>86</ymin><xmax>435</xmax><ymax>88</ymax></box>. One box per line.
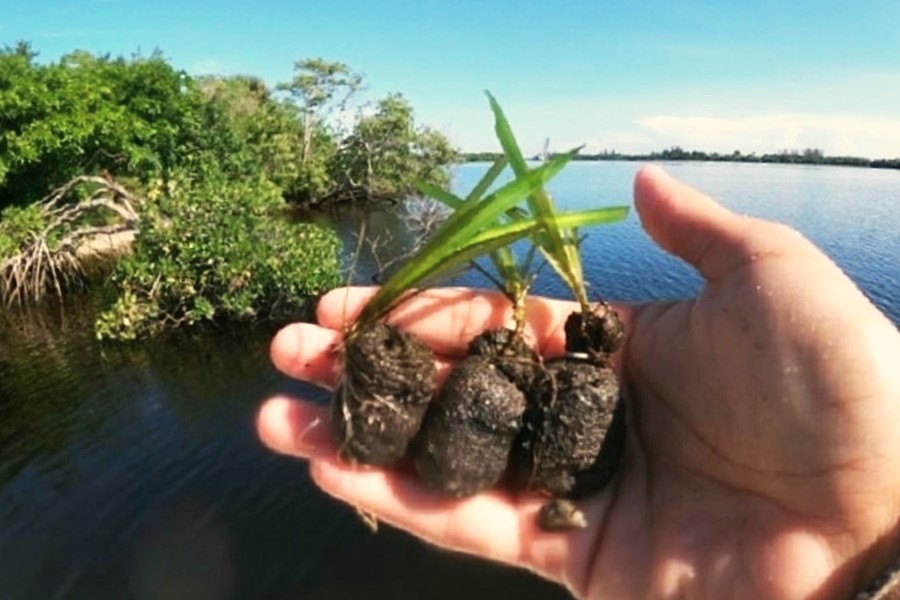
<box><xmin>413</xmin><ymin>328</ymin><xmax>542</xmax><ymax>496</ymax></box>
<box><xmin>529</xmin><ymin>358</ymin><xmax>625</xmax><ymax>498</ymax></box>
<box><xmin>332</xmin><ymin>322</ymin><xmax>436</xmax><ymax>466</ymax></box>
<box><xmin>528</xmin><ymin>303</ymin><xmax>627</xmax><ymax>503</ymax></box>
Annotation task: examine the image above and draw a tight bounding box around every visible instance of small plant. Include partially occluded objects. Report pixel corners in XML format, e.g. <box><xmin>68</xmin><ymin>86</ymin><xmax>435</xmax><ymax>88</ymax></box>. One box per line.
<box><xmin>332</xmin><ymin>93</ymin><xmax>630</xmax><ymax>530</ymax></box>
<box><xmin>333</xmin><ymin>151</ymin><xmax>576</xmax><ymax>466</ymax></box>
<box><xmin>485</xmin><ymin>94</ymin><xmax>628</xmax><ymax>514</ymax></box>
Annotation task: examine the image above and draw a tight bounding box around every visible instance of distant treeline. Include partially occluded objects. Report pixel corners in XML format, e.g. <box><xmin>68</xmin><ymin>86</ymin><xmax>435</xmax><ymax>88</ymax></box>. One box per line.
<box><xmin>462</xmin><ymin>147</ymin><xmax>900</xmax><ymax>170</ymax></box>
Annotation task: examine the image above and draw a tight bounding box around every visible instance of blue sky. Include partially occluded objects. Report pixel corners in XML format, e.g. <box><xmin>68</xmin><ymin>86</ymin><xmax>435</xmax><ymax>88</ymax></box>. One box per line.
<box><xmin>4</xmin><ymin>0</ymin><xmax>900</xmax><ymax>157</ymax></box>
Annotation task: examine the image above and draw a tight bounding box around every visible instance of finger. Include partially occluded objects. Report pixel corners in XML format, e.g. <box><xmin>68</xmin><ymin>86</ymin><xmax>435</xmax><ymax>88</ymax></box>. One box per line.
<box><xmin>308</xmin><ymin>457</ymin><xmax>590</xmax><ymax>590</ymax></box>
<box><xmin>317</xmin><ymin>287</ymin><xmax>632</xmax><ymax>358</ymax></box>
<box><xmin>256</xmin><ymin>395</ymin><xmax>333</xmax><ymax>458</ymax></box>
<box><xmin>257</xmin><ymin>397</ymin><xmax>605</xmax><ymax>593</ymax></box>
<box><xmin>270</xmin><ymin>323</ymin><xmax>342</xmax><ymax>389</ymax></box>
<box><xmin>270</xmin><ymin>322</ymin><xmax>456</xmax><ymax>386</ymax></box>
<box><xmin>256</xmin><ymin>395</ymin><xmax>576</xmax><ymax>578</ymax></box>
<box><xmin>633</xmin><ymin>165</ymin><xmax>813</xmax><ymax>282</ymax></box>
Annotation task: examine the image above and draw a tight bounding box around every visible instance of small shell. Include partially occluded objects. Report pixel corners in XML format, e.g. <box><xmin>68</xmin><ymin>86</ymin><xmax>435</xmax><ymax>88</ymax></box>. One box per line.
<box><xmin>537</xmin><ymin>498</ymin><xmax>588</xmax><ymax>531</ymax></box>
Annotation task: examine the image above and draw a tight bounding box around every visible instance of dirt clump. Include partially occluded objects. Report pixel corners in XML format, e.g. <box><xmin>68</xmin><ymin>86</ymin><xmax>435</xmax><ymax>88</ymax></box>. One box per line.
<box><xmin>331</xmin><ymin>305</ymin><xmax>627</xmax><ymax>532</ymax></box>
<box><xmin>537</xmin><ymin>498</ymin><xmax>588</xmax><ymax>531</ymax></box>
<box><xmin>332</xmin><ymin>322</ymin><xmax>436</xmax><ymax>466</ymax></box>
<box><xmin>528</xmin><ymin>359</ymin><xmax>624</xmax><ymax>498</ymax></box>
<box><xmin>412</xmin><ymin>328</ymin><xmax>538</xmax><ymax>496</ymax></box>
<box><xmin>564</xmin><ymin>302</ymin><xmax>625</xmax><ymax>356</ymax></box>
<box><xmin>524</xmin><ymin>304</ymin><xmax>627</xmax><ymax>528</ymax></box>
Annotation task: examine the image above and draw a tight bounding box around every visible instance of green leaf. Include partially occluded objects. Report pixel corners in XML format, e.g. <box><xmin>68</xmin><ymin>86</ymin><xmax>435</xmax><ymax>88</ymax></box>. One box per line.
<box><xmin>358</xmin><ymin>150</ymin><xmax>575</xmax><ymax>324</ymax></box>
<box><xmin>466</xmin><ymin>206</ymin><xmax>629</xmax><ymax>246</ymax></box>
<box><xmin>415</xmin><ymin>181</ymin><xmax>463</xmax><ymax>210</ymax></box>
<box><xmin>487</xmin><ymin>91</ymin><xmax>589</xmax><ymax>308</ymax></box>
<box><xmin>465</xmin><ymin>156</ymin><xmax>508</xmax><ymax>203</ymax></box>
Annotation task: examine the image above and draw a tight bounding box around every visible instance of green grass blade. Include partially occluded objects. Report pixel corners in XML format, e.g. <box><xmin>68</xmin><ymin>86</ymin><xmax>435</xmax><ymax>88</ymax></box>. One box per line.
<box><xmin>554</xmin><ymin>205</ymin><xmax>629</xmax><ymax>229</ymax></box>
<box><xmin>486</xmin><ymin>92</ymin><xmax>529</xmax><ymax>176</ymax></box>
<box><xmin>416</xmin><ymin>182</ymin><xmax>463</xmax><ymax>209</ymax></box>
<box><xmin>359</xmin><ymin>151</ymin><xmax>574</xmax><ymax>323</ymax></box>
<box><xmin>465</xmin><ymin>156</ymin><xmax>508</xmax><ymax>203</ymax></box>
<box><xmin>486</xmin><ymin>91</ymin><xmax>589</xmax><ymax>306</ymax></box>
<box><xmin>417</xmin><ymin>156</ymin><xmax>508</xmax><ymax>211</ymax></box>
<box><xmin>418</xmin><ymin>173</ymin><xmax>519</xmax><ymax>293</ymax></box>
<box><xmin>411</xmin><ymin>223</ymin><xmax>542</xmax><ymax>290</ymax></box>
<box><xmin>463</xmin><ymin>206</ymin><xmax>629</xmax><ymax>247</ymax></box>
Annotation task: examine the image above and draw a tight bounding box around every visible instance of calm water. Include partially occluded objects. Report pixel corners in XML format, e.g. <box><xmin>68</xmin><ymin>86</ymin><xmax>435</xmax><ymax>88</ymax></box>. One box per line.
<box><xmin>0</xmin><ymin>162</ymin><xmax>897</xmax><ymax>599</ymax></box>
<box><xmin>453</xmin><ymin>161</ymin><xmax>900</xmax><ymax>324</ymax></box>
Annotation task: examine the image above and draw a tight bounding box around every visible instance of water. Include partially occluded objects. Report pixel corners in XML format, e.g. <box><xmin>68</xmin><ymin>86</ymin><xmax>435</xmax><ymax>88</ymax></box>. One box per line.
<box><xmin>0</xmin><ymin>162</ymin><xmax>897</xmax><ymax>599</ymax></box>
<box><xmin>453</xmin><ymin>161</ymin><xmax>900</xmax><ymax>324</ymax></box>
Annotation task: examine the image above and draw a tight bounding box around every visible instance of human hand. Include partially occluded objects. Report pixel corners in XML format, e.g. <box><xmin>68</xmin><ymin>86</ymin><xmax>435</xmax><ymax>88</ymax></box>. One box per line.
<box><xmin>257</xmin><ymin>166</ymin><xmax>900</xmax><ymax>599</ymax></box>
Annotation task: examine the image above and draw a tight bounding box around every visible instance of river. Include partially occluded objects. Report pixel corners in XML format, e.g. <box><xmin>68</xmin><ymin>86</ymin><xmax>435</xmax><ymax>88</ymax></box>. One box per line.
<box><xmin>0</xmin><ymin>162</ymin><xmax>897</xmax><ymax>599</ymax></box>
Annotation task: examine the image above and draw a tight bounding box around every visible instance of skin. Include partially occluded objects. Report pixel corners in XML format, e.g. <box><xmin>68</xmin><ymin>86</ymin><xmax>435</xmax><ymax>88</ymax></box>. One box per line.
<box><xmin>257</xmin><ymin>165</ymin><xmax>900</xmax><ymax>599</ymax></box>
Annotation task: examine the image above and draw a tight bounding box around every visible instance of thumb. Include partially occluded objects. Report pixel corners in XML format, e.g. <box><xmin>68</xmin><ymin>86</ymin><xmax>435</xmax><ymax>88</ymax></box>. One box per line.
<box><xmin>633</xmin><ymin>165</ymin><xmax>754</xmax><ymax>282</ymax></box>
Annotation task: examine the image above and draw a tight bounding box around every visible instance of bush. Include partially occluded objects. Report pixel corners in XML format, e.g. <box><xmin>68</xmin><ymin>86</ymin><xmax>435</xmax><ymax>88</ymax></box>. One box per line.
<box><xmin>0</xmin><ymin>204</ymin><xmax>47</xmax><ymax>259</ymax></box>
<box><xmin>95</xmin><ymin>171</ymin><xmax>341</xmax><ymax>340</ymax></box>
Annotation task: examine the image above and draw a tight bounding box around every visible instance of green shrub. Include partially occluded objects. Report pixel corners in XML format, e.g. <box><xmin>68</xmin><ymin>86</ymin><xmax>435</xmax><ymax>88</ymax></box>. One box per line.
<box><xmin>95</xmin><ymin>171</ymin><xmax>341</xmax><ymax>340</ymax></box>
<box><xmin>0</xmin><ymin>204</ymin><xmax>47</xmax><ymax>258</ymax></box>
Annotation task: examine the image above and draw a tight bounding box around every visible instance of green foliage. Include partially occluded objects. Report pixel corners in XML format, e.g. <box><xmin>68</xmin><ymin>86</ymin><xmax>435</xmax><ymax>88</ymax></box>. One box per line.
<box><xmin>275</xmin><ymin>60</ymin><xmax>456</xmax><ymax>204</ymax></box>
<box><xmin>1</xmin><ymin>44</ymin><xmax>458</xmax><ymax>337</ymax></box>
<box><xmin>0</xmin><ymin>48</ymin><xmax>207</xmax><ymax>208</ymax></box>
<box><xmin>358</xmin><ymin>153</ymin><xmax>575</xmax><ymax>325</ymax></box>
<box><xmin>0</xmin><ymin>204</ymin><xmax>46</xmax><ymax>258</ymax></box>
<box><xmin>0</xmin><ymin>46</ymin><xmax>457</xmax><ymax>211</ymax></box>
<box><xmin>416</xmin><ymin>95</ymin><xmax>628</xmax><ymax>330</ymax></box>
<box><xmin>196</xmin><ymin>75</ymin><xmax>303</xmax><ymax>186</ymax></box>
<box><xmin>337</xmin><ymin>94</ymin><xmax>458</xmax><ymax>199</ymax></box>
<box><xmin>359</xmin><ymin>95</ymin><xmax>628</xmax><ymax>329</ymax></box>
<box><xmin>278</xmin><ymin>58</ymin><xmax>362</xmax><ymax>116</ymax></box>
<box><xmin>96</xmin><ymin>170</ymin><xmax>341</xmax><ymax>340</ymax></box>
<box><xmin>487</xmin><ymin>92</ymin><xmax>593</xmax><ymax>310</ymax></box>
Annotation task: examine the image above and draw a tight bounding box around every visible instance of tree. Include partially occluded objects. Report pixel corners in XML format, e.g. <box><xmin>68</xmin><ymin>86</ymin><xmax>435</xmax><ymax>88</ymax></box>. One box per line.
<box><xmin>336</xmin><ymin>93</ymin><xmax>457</xmax><ymax>201</ymax></box>
<box><xmin>277</xmin><ymin>59</ymin><xmax>362</xmax><ymax>165</ymax></box>
<box><xmin>0</xmin><ymin>49</ymin><xmax>205</xmax><ymax>208</ymax></box>
<box><xmin>196</xmin><ymin>75</ymin><xmax>307</xmax><ymax>189</ymax></box>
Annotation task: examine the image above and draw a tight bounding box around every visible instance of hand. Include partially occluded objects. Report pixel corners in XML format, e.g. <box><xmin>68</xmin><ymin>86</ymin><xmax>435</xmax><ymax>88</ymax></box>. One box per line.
<box><xmin>257</xmin><ymin>166</ymin><xmax>900</xmax><ymax>599</ymax></box>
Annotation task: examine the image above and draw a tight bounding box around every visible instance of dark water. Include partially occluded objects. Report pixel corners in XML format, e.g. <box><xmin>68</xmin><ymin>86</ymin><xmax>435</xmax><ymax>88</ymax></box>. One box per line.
<box><xmin>0</xmin><ymin>298</ymin><xmax>570</xmax><ymax>599</ymax></box>
<box><xmin>0</xmin><ymin>162</ymin><xmax>897</xmax><ymax>599</ymax></box>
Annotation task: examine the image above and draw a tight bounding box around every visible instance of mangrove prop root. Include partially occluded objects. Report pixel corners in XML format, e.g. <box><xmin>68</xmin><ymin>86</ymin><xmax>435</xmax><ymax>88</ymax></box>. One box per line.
<box><xmin>332</xmin><ymin>322</ymin><xmax>436</xmax><ymax>466</ymax></box>
<box><xmin>1</xmin><ymin>175</ymin><xmax>140</xmax><ymax>307</ymax></box>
